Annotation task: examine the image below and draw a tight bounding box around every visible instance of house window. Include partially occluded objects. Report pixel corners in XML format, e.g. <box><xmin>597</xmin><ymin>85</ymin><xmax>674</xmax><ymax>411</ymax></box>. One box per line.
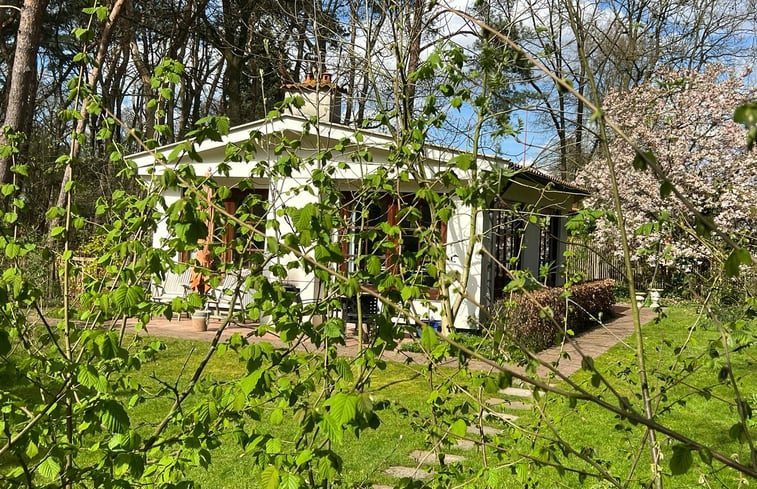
<box><xmin>340</xmin><ymin>192</ymin><xmax>446</xmax><ymax>292</ymax></box>
<box><xmin>219</xmin><ymin>187</ymin><xmax>269</xmax><ymax>264</ymax></box>
<box><xmin>538</xmin><ymin>213</ymin><xmax>560</xmax><ymax>286</ymax></box>
<box><xmin>489</xmin><ymin>208</ymin><xmax>525</xmax><ymax>299</ymax></box>
<box><xmin>341</xmin><ymin>193</ymin><xmax>392</xmax><ymax>275</ymax></box>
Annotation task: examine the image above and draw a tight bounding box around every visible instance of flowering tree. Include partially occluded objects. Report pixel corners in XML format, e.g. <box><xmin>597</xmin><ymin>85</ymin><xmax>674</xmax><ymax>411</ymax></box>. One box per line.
<box><xmin>577</xmin><ymin>67</ymin><xmax>757</xmax><ymax>277</ymax></box>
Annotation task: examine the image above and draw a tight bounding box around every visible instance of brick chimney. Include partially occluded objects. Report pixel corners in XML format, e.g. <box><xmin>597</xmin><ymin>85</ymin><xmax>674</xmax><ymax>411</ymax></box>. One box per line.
<box><xmin>282</xmin><ymin>73</ymin><xmax>344</xmax><ymax>124</ymax></box>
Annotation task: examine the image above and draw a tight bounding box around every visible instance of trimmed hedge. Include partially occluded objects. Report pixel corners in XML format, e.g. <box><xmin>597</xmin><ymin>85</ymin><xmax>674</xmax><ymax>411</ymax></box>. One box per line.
<box><xmin>488</xmin><ymin>279</ymin><xmax>616</xmax><ymax>352</ymax></box>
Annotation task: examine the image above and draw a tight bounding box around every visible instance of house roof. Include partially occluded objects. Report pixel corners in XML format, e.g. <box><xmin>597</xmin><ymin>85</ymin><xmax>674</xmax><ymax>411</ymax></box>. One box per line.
<box><xmin>130</xmin><ymin>114</ymin><xmax>588</xmax><ymax>196</ymax></box>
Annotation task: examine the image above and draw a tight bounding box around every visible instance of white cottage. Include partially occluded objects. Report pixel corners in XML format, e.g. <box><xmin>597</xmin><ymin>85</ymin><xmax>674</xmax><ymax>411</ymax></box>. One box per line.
<box><xmin>131</xmin><ymin>75</ymin><xmax>587</xmax><ymax>331</ymax></box>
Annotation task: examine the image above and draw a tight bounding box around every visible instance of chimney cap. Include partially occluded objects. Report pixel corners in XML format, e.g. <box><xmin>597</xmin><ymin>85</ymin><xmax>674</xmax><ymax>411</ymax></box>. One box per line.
<box><xmin>281</xmin><ymin>72</ymin><xmax>346</xmax><ymax>94</ymax></box>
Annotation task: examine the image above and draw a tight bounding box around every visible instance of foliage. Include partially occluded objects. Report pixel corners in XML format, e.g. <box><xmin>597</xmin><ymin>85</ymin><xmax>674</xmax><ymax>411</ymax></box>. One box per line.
<box><xmin>577</xmin><ymin>67</ymin><xmax>757</xmax><ymax>280</ymax></box>
<box><xmin>0</xmin><ymin>2</ymin><xmax>756</xmax><ymax>488</ymax></box>
<box><xmin>487</xmin><ymin>279</ymin><xmax>617</xmax><ymax>352</ymax></box>
<box><xmin>525</xmin><ymin>304</ymin><xmax>756</xmax><ymax>487</ymax></box>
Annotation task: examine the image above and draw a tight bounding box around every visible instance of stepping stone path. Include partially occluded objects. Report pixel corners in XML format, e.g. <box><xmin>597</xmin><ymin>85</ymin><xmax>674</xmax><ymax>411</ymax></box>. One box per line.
<box><xmin>485</xmin><ymin>398</ymin><xmax>532</xmax><ymax>410</ymax></box>
<box><xmin>505</xmin><ymin>400</ymin><xmax>532</xmax><ymax>410</ymax></box>
<box><xmin>456</xmin><ymin>438</ymin><xmax>476</xmax><ymax>450</ymax></box>
<box><xmin>409</xmin><ymin>450</ymin><xmax>465</xmax><ymax>465</ymax></box>
<box><xmin>375</xmin><ymin>388</ymin><xmax>537</xmax><ymax>487</ymax></box>
<box><xmin>383</xmin><ymin>466</ymin><xmax>432</xmax><ymax>480</ymax></box>
<box><xmin>481</xmin><ymin>384</ymin><xmax>536</xmax><ymax>422</ymax></box>
<box><xmin>467</xmin><ymin>424</ymin><xmax>503</xmax><ymax>436</ymax></box>
<box><xmin>484</xmin><ymin>411</ymin><xmax>519</xmax><ymax>422</ymax></box>
<box><xmin>499</xmin><ymin>387</ymin><xmax>533</xmax><ymax>398</ymax></box>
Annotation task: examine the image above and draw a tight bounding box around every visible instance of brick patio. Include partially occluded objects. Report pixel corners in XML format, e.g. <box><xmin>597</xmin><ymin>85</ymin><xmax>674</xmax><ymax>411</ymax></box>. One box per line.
<box><xmin>129</xmin><ymin>304</ymin><xmax>657</xmax><ymax>377</ymax></box>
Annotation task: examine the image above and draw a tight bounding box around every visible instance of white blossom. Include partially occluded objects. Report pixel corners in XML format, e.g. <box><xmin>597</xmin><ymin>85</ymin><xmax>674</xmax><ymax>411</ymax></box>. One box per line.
<box><xmin>577</xmin><ymin>66</ymin><xmax>757</xmax><ymax>271</ymax></box>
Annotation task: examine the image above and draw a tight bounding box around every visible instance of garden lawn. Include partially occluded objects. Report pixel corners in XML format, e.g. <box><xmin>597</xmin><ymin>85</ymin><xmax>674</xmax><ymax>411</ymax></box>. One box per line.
<box><xmin>125</xmin><ymin>338</ymin><xmax>462</xmax><ymax>488</ymax></box>
<box><xmin>126</xmin><ymin>304</ymin><xmax>754</xmax><ymax>488</ymax></box>
<box><xmin>507</xmin><ymin>304</ymin><xmax>756</xmax><ymax>487</ymax></box>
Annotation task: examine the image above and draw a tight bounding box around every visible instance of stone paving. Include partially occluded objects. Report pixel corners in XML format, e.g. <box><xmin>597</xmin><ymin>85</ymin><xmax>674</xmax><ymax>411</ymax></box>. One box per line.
<box><xmin>466</xmin><ymin>425</ymin><xmax>503</xmax><ymax>436</ymax></box>
<box><xmin>486</xmin><ymin>398</ymin><xmax>532</xmax><ymax>410</ymax></box>
<box><xmin>129</xmin><ymin>303</ymin><xmax>657</xmax><ymax>487</ymax></box>
<box><xmin>409</xmin><ymin>450</ymin><xmax>465</xmax><ymax>465</ymax></box>
<box><xmin>500</xmin><ymin>387</ymin><xmax>532</xmax><ymax>397</ymax></box>
<box><xmin>383</xmin><ymin>466</ymin><xmax>432</xmax><ymax>480</ymax></box>
<box><xmin>132</xmin><ymin>304</ymin><xmax>655</xmax><ymax>376</ymax></box>
<box><xmin>533</xmin><ymin>304</ymin><xmax>656</xmax><ymax>378</ymax></box>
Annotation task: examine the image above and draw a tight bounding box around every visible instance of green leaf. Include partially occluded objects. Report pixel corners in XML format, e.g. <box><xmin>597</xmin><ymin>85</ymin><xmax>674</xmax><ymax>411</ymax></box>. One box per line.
<box><xmin>99</xmin><ymin>400</ymin><xmax>130</xmax><ymax>433</ymax></box>
<box><xmin>728</xmin><ymin>422</ymin><xmax>746</xmax><ymax>442</ymax></box>
<box><xmin>269</xmin><ymin>408</ymin><xmax>284</xmax><ymax>425</ymax></box>
<box><xmin>112</xmin><ymin>285</ymin><xmax>144</xmax><ymax>310</ymax></box>
<box><xmin>326</xmin><ymin>392</ymin><xmax>358</xmax><ymax>425</ymax></box>
<box><xmin>323</xmin><ymin>320</ymin><xmax>343</xmax><ymax>339</ymax></box>
<box><xmin>295</xmin><ymin>449</ymin><xmax>313</xmax><ymax>466</ymax></box>
<box><xmin>25</xmin><ymin>440</ymin><xmax>38</xmax><ymax>459</ymax></box>
<box><xmin>279</xmin><ymin>472</ymin><xmax>302</xmax><ymax>489</ymax></box>
<box><xmin>747</xmin><ymin>127</ymin><xmax>757</xmax><ymax>151</ymax></box>
<box><xmin>320</xmin><ymin>413</ymin><xmax>343</xmax><ymax>444</ymax></box>
<box><xmin>670</xmin><ymin>444</ymin><xmax>693</xmax><ymax>475</ymax></box>
<box><xmin>734</xmin><ymin>103</ymin><xmax>757</xmax><ymax>124</ymax></box>
<box><xmin>0</xmin><ymin>330</ymin><xmax>12</xmax><ymax>356</ymax></box>
<box><xmin>420</xmin><ymin>325</ymin><xmax>438</xmax><ymax>352</ymax></box>
<box><xmin>260</xmin><ymin>465</ymin><xmax>280</xmax><ymax>489</ymax></box>
<box><xmin>114</xmin><ymin>453</ymin><xmax>131</xmax><ymax>477</ymax></box>
<box><xmin>45</xmin><ymin>206</ymin><xmax>66</xmax><ymax>220</ymax></box>
<box><xmin>335</xmin><ymin>359</ymin><xmax>354</xmax><ymax>382</ymax></box>
<box><xmin>240</xmin><ymin>370</ymin><xmax>264</xmax><ymax>396</ymax></box>
<box><xmin>5</xmin><ymin>242</ymin><xmax>20</xmax><ymax>259</ymax></box>
<box><xmin>37</xmin><ymin>456</ymin><xmax>61</xmax><ymax>480</ymax></box>
<box><xmin>400</xmin><ymin>286</ymin><xmax>416</xmax><ymax>302</ymax></box>
<box><xmin>1</xmin><ymin>183</ymin><xmax>16</xmax><ymax>196</ymax></box>
<box><xmin>450</xmin><ymin>153</ymin><xmax>474</xmax><ymax>171</ymax></box>
<box><xmin>10</xmin><ymin>164</ymin><xmax>28</xmax><ymax>177</ymax></box>
<box><xmin>83</xmin><ymin>5</ymin><xmax>108</xmax><ymax>20</ymax></box>
<box><xmin>724</xmin><ymin>248</ymin><xmax>752</xmax><ymax>277</ymax></box>
<box><xmin>450</xmin><ymin>419</ymin><xmax>467</xmax><ymax>438</ymax></box>
<box><xmin>698</xmin><ymin>448</ymin><xmax>712</xmax><ymax>466</ymax></box>
<box><xmin>659</xmin><ymin>179</ymin><xmax>673</xmax><ymax>199</ymax></box>
<box><xmin>366</xmin><ymin>255</ymin><xmax>382</xmax><ymax>276</ymax></box>
<box><xmin>635</xmin><ymin>222</ymin><xmax>656</xmax><ymax>236</ymax></box>
<box><xmin>77</xmin><ymin>365</ymin><xmax>108</xmax><ymax>393</ymax></box>
<box><xmin>632</xmin><ymin>150</ymin><xmax>656</xmax><ymax>171</ymax></box>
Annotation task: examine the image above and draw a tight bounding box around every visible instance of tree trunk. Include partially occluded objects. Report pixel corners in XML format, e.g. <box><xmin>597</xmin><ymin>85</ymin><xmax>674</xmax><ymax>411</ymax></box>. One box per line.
<box><xmin>0</xmin><ymin>0</ymin><xmax>49</xmax><ymax>184</ymax></box>
<box><xmin>49</xmin><ymin>0</ymin><xmax>129</xmax><ymax>240</ymax></box>
<box><xmin>402</xmin><ymin>0</ymin><xmax>425</xmax><ymax>128</ymax></box>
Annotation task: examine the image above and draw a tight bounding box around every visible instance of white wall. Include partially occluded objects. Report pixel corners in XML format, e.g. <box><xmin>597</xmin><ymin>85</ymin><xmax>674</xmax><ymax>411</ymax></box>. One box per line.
<box><xmin>153</xmin><ymin>189</ymin><xmax>182</xmax><ymax>256</ymax></box>
<box><xmin>445</xmin><ymin>198</ymin><xmax>483</xmax><ymax>331</ymax></box>
<box><xmin>136</xmin><ymin>118</ymin><xmax>582</xmax><ymax>332</ymax></box>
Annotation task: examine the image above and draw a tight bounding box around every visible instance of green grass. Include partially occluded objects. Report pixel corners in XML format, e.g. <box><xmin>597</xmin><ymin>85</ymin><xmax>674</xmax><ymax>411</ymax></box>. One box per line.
<box><xmin>511</xmin><ymin>305</ymin><xmax>757</xmax><ymax>488</ymax></box>
<box><xmin>118</xmin><ymin>305</ymin><xmax>756</xmax><ymax>487</ymax></box>
<box><xmin>123</xmin><ymin>339</ymin><xmax>451</xmax><ymax>487</ymax></box>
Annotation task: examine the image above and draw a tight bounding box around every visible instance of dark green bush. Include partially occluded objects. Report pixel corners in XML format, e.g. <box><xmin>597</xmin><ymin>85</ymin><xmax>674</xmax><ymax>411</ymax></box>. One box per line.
<box><xmin>488</xmin><ymin>279</ymin><xmax>616</xmax><ymax>352</ymax></box>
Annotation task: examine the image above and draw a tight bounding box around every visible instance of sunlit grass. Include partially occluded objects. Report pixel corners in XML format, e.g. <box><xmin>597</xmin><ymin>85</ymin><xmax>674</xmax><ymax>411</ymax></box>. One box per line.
<box><xmin>124</xmin><ymin>304</ymin><xmax>754</xmax><ymax>487</ymax></box>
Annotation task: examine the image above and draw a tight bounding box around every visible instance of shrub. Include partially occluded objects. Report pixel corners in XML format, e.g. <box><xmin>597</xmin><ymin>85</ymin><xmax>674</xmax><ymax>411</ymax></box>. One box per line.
<box><xmin>488</xmin><ymin>279</ymin><xmax>616</xmax><ymax>352</ymax></box>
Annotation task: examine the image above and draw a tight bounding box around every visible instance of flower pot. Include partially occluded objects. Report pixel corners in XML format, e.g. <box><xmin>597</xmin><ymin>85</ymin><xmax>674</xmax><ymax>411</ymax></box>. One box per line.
<box><xmin>649</xmin><ymin>288</ymin><xmax>662</xmax><ymax>309</ymax></box>
<box><xmin>635</xmin><ymin>292</ymin><xmax>646</xmax><ymax>309</ymax></box>
<box><xmin>192</xmin><ymin>312</ymin><xmax>208</xmax><ymax>332</ymax></box>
